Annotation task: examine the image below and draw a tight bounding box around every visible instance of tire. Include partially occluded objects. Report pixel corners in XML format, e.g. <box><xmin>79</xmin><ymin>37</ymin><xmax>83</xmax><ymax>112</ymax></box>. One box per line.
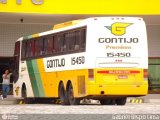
<box><xmin>115</xmin><ymin>97</ymin><xmax>127</xmax><ymax>105</ymax></box>
<box><xmin>58</xmin><ymin>83</ymin><xmax>69</xmax><ymax>105</ymax></box>
<box><xmin>67</xmin><ymin>83</ymin><xmax>80</xmax><ymax>105</ymax></box>
<box><xmin>22</xmin><ymin>85</ymin><xmax>34</xmax><ymax>104</ymax></box>
<box><xmin>100</xmin><ymin>99</ymin><xmax>115</xmax><ymax>105</ymax></box>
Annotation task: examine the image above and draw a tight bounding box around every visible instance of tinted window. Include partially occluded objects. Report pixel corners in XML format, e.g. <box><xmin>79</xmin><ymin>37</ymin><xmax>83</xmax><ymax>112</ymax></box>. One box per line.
<box><xmin>75</xmin><ymin>30</ymin><xmax>81</xmax><ymax>50</ymax></box>
<box><xmin>31</xmin><ymin>40</ymin><xmax>35</xmax><ymax>57</ymax></box>
<box><xmin>48</xmin><ymin>37</ymin><xmax>53</xmax><ymax>54</ymax></box>
<box><xmin>35</xmin><ymin>39</ymin><xmax>39</xmax><ymax>56</ymax></box>
<box><xmin>68</xmin><ymin>32</ymin><xmax>75</xmax><ymax>51</ymax></box>
<box><xmin>81</xmin><ymin>29</ymin><xmax>86</xmax><ymax>49</ymax></box>
<box><xmin>38</xmin><ymin>38</ymin><xmax>43</xmax><ymax>55</ymax></box>
<box><xmin>21</xmin><ymin>27</ymin><xmax>86</xmax><ymax>60</ymax></box>
<box><xmin>53</xmin><ymin>35</ymin><xmax>58</xmax><ymax>53</ymax></box>
<box><xmin>43</xmin><ymin>37</ymin><xmax>48</xmax><ymax>55</ymax></box>
<box><xmin>22</xmin><ymin>41</ymin><xmax>26</xmax><ymax>59</ymax></box>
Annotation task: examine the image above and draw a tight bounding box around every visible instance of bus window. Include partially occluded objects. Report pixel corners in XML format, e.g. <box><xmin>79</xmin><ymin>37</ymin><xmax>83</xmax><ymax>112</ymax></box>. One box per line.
<box><xmin>67</xmin><ymin>33</ymin><xmax>71</xmax><ymax>51</ymax></box>
<box><xmin>68</xmin><ymin>32</ymin><xmax>76</xmax><ymax>51</ymax></box>
<box><xmin>28</xmin><ymin>41</ymin><xmax>32</xmax><ymax>58</ymax></box>
<box><xmin>13</xmin><ymin>41</ymin><xmax>20</xmax><ymax>83</ymax></box>
<box><xmin>58</xmin><ymin>34</ymin><xmax>65</xmax><ymax>52</ymax></box>
<box><xmin>53</xmin><ymin>35</ymin><xmax>58</xmax><ymax>53</ymax></box>
<box><xmin>65</xmin><ymin>33</ymin><xmax>69</xmax><ymax>51</ymax></box>
<box><xmin>75</xmin><ymin>30</ymin><xmax>81</xmax><ymax>50</ymax></box>
<box><xmin>81</xmin><ymin>29</ymin><xmax>86</xmax><ymax>50</ymax></box>
<box><xmin>64</xmin><ymin>33</ymin><xmax>68</xmax><ymax>51</ymax></box>
<box><xmin>48</xmin><ymin>36</ymin><xmax>53</xmax><ymax>54</ymax></box>
<box><xmin>31</xmin><ymin>40</ymin><xmax>35</xmax><ymax>57</ymax></box>
<box><xmin>38</xmin><ymin>38</ymin><xmax>43</xmax><ymax>56</ymax></box>
<box><xmin>14</xmin><ymin>41</ymin><xmax>20</xmax><ymax>61</ymax></box>
<box><xmin>43</xmin><ymin>37</ymin><xmax>48</xmax><ymax>55</ymax></box>
<box><xmin>21</xmin><ymin>41</ymin><xmax>27</xmax><ymax>59</ymax></box>
<box><xmin>35</xmin><ymin>39</ymin><xmax>39</xmax><ymax>56</ymax></box>
<box><xmin>25</xmin><ymin>41</ymin><xmax>29</xmax><ymax>58</ymax></box>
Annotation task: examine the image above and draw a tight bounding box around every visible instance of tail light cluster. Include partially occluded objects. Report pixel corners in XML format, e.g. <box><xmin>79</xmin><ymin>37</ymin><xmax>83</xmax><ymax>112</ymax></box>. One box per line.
<box><xmin>88</xmin><ymin>69</ymin><xmax>94</xmax><ymax>80</ymax></box>
<box><xmin>143</xmin><ymin>69</ymin><xmax>148</xmax><ymax>80</ymax></box>
<box><xmin>88</xmin><ymin>69</ymin><xmax>148</xmax><ymax>80</ymax></box>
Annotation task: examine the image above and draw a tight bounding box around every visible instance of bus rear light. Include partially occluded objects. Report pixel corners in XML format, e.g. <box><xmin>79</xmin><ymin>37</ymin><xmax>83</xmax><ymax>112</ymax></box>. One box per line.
<box><xmin>143</xmin><ymin>69</ymin><xmax>148</xmax><ymax>80</ymax></box>
<box><xmin>88</xmin><ymin>69</ymin><xmax>94</xmax><ymax>80</ymax></box>
<box><xmin>130</xmin><ymin>71</ymin><xmax>140</xmax><ymax>74</ymax></box>
<box><xmin>97</xmin><ymin>71</ymin><xmax>108</xmax><ymax>74</ymax></box>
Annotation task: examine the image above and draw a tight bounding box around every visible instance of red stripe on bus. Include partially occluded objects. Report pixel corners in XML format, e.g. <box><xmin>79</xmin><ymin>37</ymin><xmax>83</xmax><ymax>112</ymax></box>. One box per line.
<box><xmin>97</xmin><ymin>70</ymin><xmax>140</xmax><ymax>74</ymax></box>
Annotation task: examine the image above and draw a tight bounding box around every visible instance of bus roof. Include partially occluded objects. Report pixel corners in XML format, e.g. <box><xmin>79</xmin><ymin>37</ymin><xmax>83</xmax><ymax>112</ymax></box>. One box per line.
<box><xmin>53</xmin><ymin>19</ymin><xmax>82</xmax><ymax>30</ymax></box>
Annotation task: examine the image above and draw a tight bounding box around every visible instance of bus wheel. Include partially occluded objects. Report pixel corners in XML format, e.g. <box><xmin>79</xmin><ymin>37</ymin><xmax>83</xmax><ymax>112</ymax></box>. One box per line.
<box><xmin>68</xmin><ymin>83</ymin><xmax>80</xmax><ymax>105</ymax></box>
<box><xmin>58</xmin><ymin>83</ymin><xmax>69</xmax><ymax>105</ymax></box>
<box><xmin>22</xmin><ymin>85</ymin><xmax>34</xmax><ymax>104</ymax></box>
<box><xmin>115</xmin><ymin>97</ymin><xmax>127</xmax><ymax>105</ymax></box>
<box><xmin>100</xmin><ymin>99</ymin><xmax>115</xmax><ymax>105</ymax></box>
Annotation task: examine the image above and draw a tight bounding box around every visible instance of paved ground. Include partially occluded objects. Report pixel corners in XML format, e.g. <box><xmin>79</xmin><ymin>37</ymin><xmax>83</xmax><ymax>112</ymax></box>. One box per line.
<box><xmin>0</xmin><ymin>103</ymin><xmax>160</xmax><ymax>120</ymax></box>
<box><xmin>0</xmin><ymin>94</ymin><xmax>160</xmax><ymax>120</ymax></box>
<box><xmin>0</xmin><ymin>103</ymin><xmax>160</xmax><ymax>114</ymax></box>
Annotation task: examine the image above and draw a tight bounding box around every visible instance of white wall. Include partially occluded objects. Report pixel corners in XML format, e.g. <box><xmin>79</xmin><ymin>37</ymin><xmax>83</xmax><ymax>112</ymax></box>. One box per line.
<box><xmin>0</xmin><ymin>23</ymin><xmax>52</xmax><ymax>56</ymax></box>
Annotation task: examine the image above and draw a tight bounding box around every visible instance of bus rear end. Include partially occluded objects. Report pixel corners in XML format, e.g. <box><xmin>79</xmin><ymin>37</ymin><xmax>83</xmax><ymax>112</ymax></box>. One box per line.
<box><xmin>86</xmin><ymin>17</ymin><xmax>148</xmax><ymax>104</ymax></box>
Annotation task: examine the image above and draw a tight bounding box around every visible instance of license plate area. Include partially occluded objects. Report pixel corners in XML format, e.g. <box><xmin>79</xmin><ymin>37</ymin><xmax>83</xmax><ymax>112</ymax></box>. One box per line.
<box><xmin>118</xmin><ymin>75</ymin><xmax>128</xmax><ymax>79</ymax></box>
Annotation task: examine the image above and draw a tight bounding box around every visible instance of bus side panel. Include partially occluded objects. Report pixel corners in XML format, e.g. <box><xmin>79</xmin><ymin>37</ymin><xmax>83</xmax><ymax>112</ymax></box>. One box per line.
<box><xmin>56</xmin><ymin>69</ymin><xmax>88</xmax><ymax>98</ymax></box>
<box><xmin>37</xmin><ymin>58</ymin><xmax>89</xmax><ymax>98</ymax></box>
<box><xmin>37</xmin><ymin>59</ymin><xmax>59</xmax><ymax>97</ymax></box>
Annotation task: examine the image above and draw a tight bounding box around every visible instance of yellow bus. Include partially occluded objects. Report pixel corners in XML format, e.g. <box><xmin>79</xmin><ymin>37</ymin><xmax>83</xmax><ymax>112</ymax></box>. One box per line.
<box><xmin>13</xmin><ymin>17</ymin><xmax>148</xmax><ymax>105</ymax></box>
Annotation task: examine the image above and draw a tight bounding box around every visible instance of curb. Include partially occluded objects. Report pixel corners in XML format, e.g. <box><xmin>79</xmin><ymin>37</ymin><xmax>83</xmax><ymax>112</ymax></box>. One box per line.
<box><xmin>0</xmin><ymin>100</ymin><xmax>18</xmax><ymax>105</ymax></box>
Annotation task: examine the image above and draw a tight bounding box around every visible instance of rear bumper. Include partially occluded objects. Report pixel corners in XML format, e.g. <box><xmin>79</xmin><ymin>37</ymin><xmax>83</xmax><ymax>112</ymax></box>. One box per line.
<box><xmin>87</xmin><ymin>84</ymin><xmax>148</xmax><ymax>96</ymax></box>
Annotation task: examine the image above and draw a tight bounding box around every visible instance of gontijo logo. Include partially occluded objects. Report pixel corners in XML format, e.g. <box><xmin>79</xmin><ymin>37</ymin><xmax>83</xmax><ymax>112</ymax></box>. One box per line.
<box><xmin>105</xmin><ymin>22</ymin><xmax>132</xmax><ymax>36</ymax></box>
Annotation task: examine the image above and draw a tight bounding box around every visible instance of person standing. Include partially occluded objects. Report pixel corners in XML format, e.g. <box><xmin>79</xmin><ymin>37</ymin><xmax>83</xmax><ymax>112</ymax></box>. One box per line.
<box><xmin>1</xmin><ymin>69</ymin><xmax>12</xmax><ymax>100</ymax></box>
